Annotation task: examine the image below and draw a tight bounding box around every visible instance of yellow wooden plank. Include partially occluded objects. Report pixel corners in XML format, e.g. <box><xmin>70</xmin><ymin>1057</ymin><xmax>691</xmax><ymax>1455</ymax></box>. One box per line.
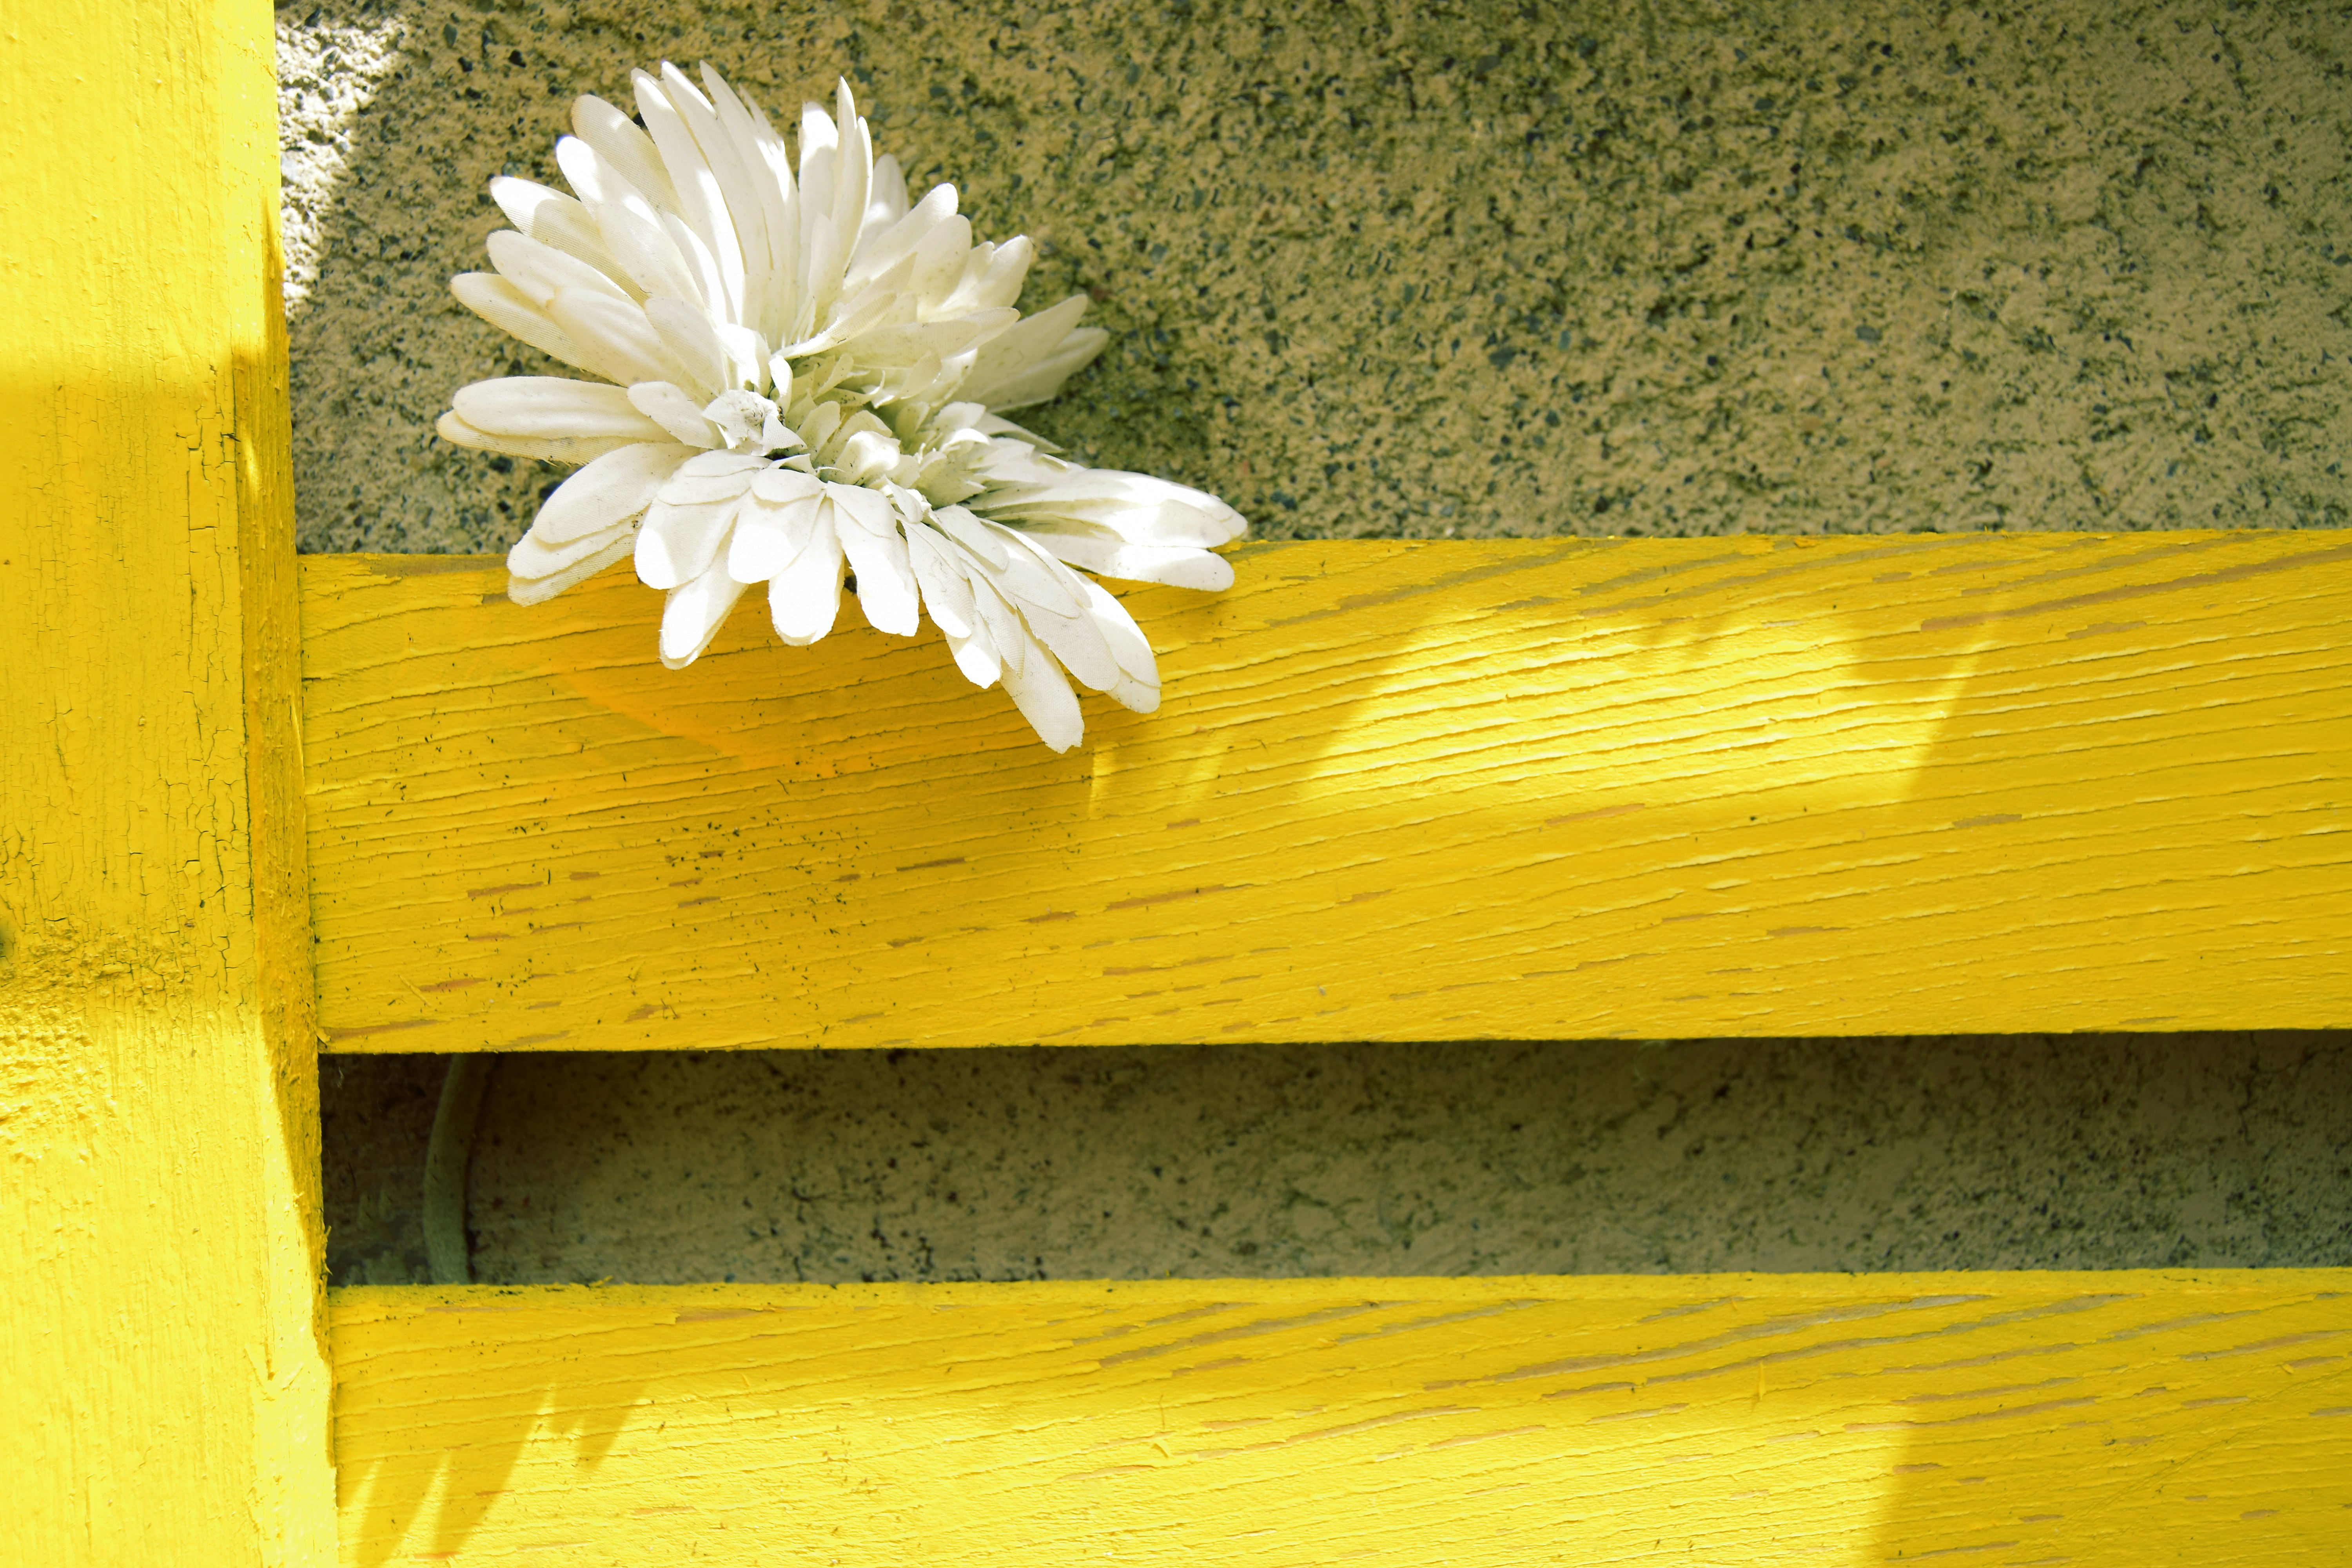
<box><xmin>0</xmin><ymin>0</ymin><xmax>336</xmax><ymax>1559</ymax></box>
<box><xmin>331</xmin><ymin>1272</ymin><xmax>2352</xmax><ymax>1566</ymax></box>
<box><xmin>303</xmin><ymin>531</ymin><xmax>2352</xmax><ymax>1049</ymax></box>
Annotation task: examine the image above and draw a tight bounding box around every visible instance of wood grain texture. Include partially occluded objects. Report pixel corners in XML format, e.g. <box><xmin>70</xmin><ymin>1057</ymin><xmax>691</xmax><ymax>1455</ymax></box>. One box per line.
<box><xmin>305</xmin><ymin>531</ymin><xmax>2352</xmax><ymax>1050</ymax></box>
<box><xmin>0</xmin><ymin>0</ymin><xmax>336</xmax><ymax>1560</ymax></box>
<box><xmin>332</xmin><ymin>1272</ymin><xmax>2352</xmax><ymax>1566</ymax></box>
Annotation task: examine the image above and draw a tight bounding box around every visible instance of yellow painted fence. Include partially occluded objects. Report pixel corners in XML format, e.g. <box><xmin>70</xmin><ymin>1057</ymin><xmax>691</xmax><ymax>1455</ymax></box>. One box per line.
<box><xmin>294</xmin><ymin>534</ymin><xmax>2352</xmax><ymax>1564</ymax></box>
<box><xmin>4</xmin><ymin>0</ymin><xmax>2348</xmax><ymax>1563</ymax></box>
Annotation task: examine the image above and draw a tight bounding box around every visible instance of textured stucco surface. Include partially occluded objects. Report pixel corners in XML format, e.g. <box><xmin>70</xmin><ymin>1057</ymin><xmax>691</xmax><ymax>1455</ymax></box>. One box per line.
<box><xmin>288</xmin><ymin>0</ymin><xmax>2352</xmax><ymax>1285</ymax></box>
<box><xmin>281</xmin><ymin>0</ymin><xmax>2352</xmax><ymax>554</ymax></box>
<box><xmin>324</xmin><ymin>1035</ymin><xmax>2352</xmax><ymax>1286</ymax></box>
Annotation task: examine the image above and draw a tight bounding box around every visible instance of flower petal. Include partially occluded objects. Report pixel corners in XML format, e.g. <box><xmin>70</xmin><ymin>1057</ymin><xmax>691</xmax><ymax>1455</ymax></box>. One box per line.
<box><xmin>572</xmin><ymin>93</ymin><xmax>684</xmax><ymax>214</ymax></box>
<box><xmin>1013</xmin><ymin>597</ymin><xmax>1118</xmax><ymax>694</ymax></box>
<box><xmin>1002</xmin><ymin>505</ymin><xmax>1237</xmax><ymax>554</ymax></box>
<box><xmin>635</xmin><ymin>498</ymin><xmax>738</xmax><ymax>589</ymax></box>
<box><xmin>796</xmin><ymin>98</ymin><xmax>838</xmax><ymax>232</ymax></box>
<box><xmin>786</xmin><ymin>245</ymin><xmax>916</xmax><ymax>357</ymax></box>
<box><xmin>489</xmin><ymin>176</ymin><xmax>636</xmax><ymax>289</ymax></box>
<box><xmin>967</xmin><ymin>570</ymin><xmax>1029</xmax><ymax>679</ymax></box>
<box><xmin>904</xmin><ymin>521</ymin><xmax>976</xmax><ymax>639</ymax></box>
<box><xmin>972</xmin><ymin>412</ymin><xmax>1061</xmax><ymax>450</ymax></box>
<box><xmin>661</xmin><ymin>448</ymin><xmax>773</xmax><ymax>496</ymax></box>
<box><xmin>797</xmin><ymin>211</ymin><xmax>848</xmax><ymax>333</ymax></box>
<box><xmin>959</xmin><ymin>294</ymin><xmax>1103</xmax><ymax>410</ymax></box>
<box><xmin>557</xmin><ymin>134</ymin><xmax>708</xmax><ymax>307</ymax></box>
<box><xmin>826</xmin><ymin>478</ymin><xmax>898</xmax><ymax>536</ymax></box>
<box><xmin>635</xmin><ymin>68</ymin><xmax>746</xmax><ymax>321</ymax></box>
<box><xmin>751</xmin><ymin>464</ymin><xmax>825</xmax><ymax>505</ymax></box>
<box><xmin>943</xmin><ymin>623</ymin><xmax>1002</xmax><ymax>689</ymax></box>
<box><xmin>436</xmin><ymin>411</ymin><xmax>645</xmax><ymax>466</ymax></box>
<box><xmin>713</xmin><ymin>321</ymin><xmax>773</xmax><ymax>390</ymax></box>
<box><xmin>828</xmin><ymin>486</ymin><xmax>919</xmax><ymax>636</ymax></box>
<box><xmin>698</xmin><ymin>65</ymin><xmax>794</xmax><ymax>336</ymax></box>
<box><xmin>450</xmin><ymin>273</ymin><xmax>593</xmax><ymax>373</ymax></box>
<box><xmin>828</xmin><ymin>80</ymin><xmax>873</xmax><ymax>290</ymax></box>
<box><xmin>768</xmin><ymin>511</ymin><xmax>846</xmax><ymax>645</ymax></box>
<box><xmin>485</xmin><ymin>229</ymin><xmax>632</xmax><ymax>308</ymax></box>
<box><xmin>641</xmin><ymin>295</ymin><xmax>733</xmax><ymax>396</ymax></box>
<box><xmin>1078</xmin><ymin>577</ymin><xmax>1161</xmax><ymax>713</ymax></box>
<box><xmin>908</xmin><ymin>214</ymin><xmax>974</xmax><ymax>310</ymax></box>
<box><xmin>658</xmin><ymin>554</ymin><xmax>751</xmax><ymax>669</ymax></box>
<box><xmin>451</xmin><ymin>377</ymin><xmax>673</xmax><ymax>441</ymax></box>
<box><xmin>928</xmin><ymin>502</ymin><xmax>1011</xmax><ymax>568</ymax></box>
<box><xmin>1021</xmin><ymin>531</ymin><xmax>1237</xmax><ymax>590</ymax></box>
<box><xmin>728</xmin><ymin>489</ymin><xmax>822</xmax><ymax>583</ymax></box>
<box><xmin>968</xmin><ymin>515</ymin><xmax>1088</xmax><ymax>617</ymax></box>
<box><xmin>626</xmin><ymin>381</ymin><xmax>720</xmax><ymax>447</ymax></box>
<box><xmin>637</xmin><ymin>461</ymin><xmax>760</xmax><ymax>588</ymax></box>
<box><xmin>864</xmin><ymin>152</ymin><xmax>910</xmax><ymax>238</ymax></box>
<box><xmin>979</xmin><ymin>467</ymin><xmax>1248</xmax><ymax>545</ymax></box>
<box><xmin>991</xmin><ymin>326</ymin><xmax>1110</xmax><ymax>410</ymax></box>
<box><xmin>656</xmin><ymin>209</ymin><xmax>731</xmax><ymax>325</ymax></box>
<box><xmin>841</xmin><ymin>313</ymin><xmax>1000</xmax><ymax>372</ymax></box>
<box><xmin>941</xmin><ymin>233</ymin><xmax>1034</xmax><ymax>315</ymax></box>
<box><xmin>750</xmin><ymin>102</ymin><xmax>806</xmax><ymax>338</ymax></box>
<box><xmin>530</xmin><ymin>441</ymin><xmax>698</xmax><ymax>543</ymax></box>
<box><xmin>506</xmin><ymin>530</ymin><xmax>637</xmax><ymax>607</ymax></box>
<box><xmin>796</xmin><ymin>98</ymin><xmax>851</xmax><ymax>318</ymax></box>
<box><xmin>509</xmin><ymin>516</ymin><xmax>635</xmax><ymax>580</ymax></box>
<box><xmin>489</xmin><ymin>174</ymin><xmax>566</xmax><ymax>233</ymax></box>
<box><xmin>996</xmin><ymin>614</ymin><xmax>1083</xmax><ymax>752</ymax></box>
<box><xmin>989</xmin><ymin>534</ymin><xmax>1121</xmax><ymax>693</ymax></box>
<box><xmin>544</xmin><ymin>287</ymin><xmax>699</xmax><ymax>392</ymax></box>
<box><xmin>847</xmin><ymin>180</ymin><xmax>954</xmax><ymax>293</ymax></box>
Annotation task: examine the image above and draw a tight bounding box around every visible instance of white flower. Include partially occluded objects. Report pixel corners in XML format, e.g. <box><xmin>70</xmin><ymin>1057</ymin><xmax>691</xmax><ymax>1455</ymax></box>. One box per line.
<box><xmin>438</xmin><ymin>63</ymin><xmax>1247</xmax><ymax>750</ymax></box>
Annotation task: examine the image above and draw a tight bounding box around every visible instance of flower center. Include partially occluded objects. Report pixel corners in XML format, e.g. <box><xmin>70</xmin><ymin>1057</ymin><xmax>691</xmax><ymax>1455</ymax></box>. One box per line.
<box><xmin>702</xmin><ymin>389</ymin><xmax>796</xmax><ymax>454</ymax></box>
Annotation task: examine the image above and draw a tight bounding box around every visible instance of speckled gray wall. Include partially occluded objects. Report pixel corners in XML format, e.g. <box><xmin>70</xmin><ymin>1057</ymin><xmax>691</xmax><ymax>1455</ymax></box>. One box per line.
<box><xmin>325</xmin><ymin>1035</ymin><xmax>2352</xmax><ymax>1286</ymax></box>
<box><xmin>283</xmin><ymin>0</ymin><xmax>2351</xmax><ymax>556</ymax></box>
<box><xmin>287</xmin><ymin>0</ymin><xmax>2352</xmax><ymax>1285</ymax></box>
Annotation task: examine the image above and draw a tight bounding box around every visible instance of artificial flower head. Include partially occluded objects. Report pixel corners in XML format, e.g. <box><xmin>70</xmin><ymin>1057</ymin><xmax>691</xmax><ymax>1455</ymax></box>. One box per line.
<box><xmin>438</xmin><ymin>64</ymin><xmax>1245</xmax><ymax>750</ymax></box>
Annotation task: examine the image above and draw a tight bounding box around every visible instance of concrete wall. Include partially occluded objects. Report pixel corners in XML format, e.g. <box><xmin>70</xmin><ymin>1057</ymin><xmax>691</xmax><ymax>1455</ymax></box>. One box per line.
<box><xmin>283</xmin><ymin>0</ymin><xmax>2350</xmax><ymax>554</ymax></box>
<box><xmin>325</xmin><ymin>1037</ymin><xmax>2352</xmax><ymax>1286</ymax></box>
<box><xmin>286</xmin><ymin>0</ymin><xmax>2352</xmax><ymax>1285</ymax></box>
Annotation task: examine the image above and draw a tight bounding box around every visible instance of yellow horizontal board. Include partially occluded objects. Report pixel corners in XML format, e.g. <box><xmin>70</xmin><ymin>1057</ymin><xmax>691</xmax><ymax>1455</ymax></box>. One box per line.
<box><xmin>332</xmin><ymin>1272</ymin><xmax>2352</xmax><ymax>1566</ymax></box>
<box><xmin>302</xmin><ymin>532</ymin><xmax>2352</xmax><ymax>1051</ymax></box>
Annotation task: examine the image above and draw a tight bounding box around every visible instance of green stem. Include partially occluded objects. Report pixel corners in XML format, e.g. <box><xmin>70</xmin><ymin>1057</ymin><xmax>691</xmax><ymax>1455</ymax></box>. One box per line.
<box><xmin>423</xmin><ymin>1054</ymin><xmax>494</xmax><ymax>1286</ymax></box>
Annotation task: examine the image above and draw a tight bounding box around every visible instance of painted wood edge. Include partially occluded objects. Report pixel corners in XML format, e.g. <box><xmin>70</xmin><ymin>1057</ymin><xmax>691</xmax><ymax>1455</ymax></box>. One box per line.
<box><xmin>327</xmin><ymin>1266</ymin><xmax>2352</xmax><ymax>1322</ymax></box>
<box><xmin>243</xmin><ymin>35</ymin><xmax>338</xmax><ymax>1556</ymax></box>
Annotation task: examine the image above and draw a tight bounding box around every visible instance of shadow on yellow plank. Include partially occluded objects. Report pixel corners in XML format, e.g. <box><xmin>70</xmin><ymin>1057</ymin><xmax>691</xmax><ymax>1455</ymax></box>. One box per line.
<box><xmin>304</xmin><ymin>532</ymin><xmax>2352</xmax><ymax>1052</ymax></box>
<box><xmin>330</xmin><ymin>1270</ymin><xmax>2352</xmax><ymax>1565</ymax></box>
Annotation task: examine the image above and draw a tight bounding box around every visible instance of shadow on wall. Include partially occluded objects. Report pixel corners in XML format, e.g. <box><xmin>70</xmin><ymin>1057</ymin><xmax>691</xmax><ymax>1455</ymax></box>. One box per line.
<box><xmin>279</xmin><ymin>0</ymin><xmax>2352</xmax><ymax>557</ymax></box>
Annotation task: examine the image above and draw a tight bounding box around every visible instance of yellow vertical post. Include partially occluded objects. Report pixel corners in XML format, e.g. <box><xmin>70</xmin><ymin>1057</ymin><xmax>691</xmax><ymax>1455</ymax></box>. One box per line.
<box><xmin>0</xmin><ymin>0</ymin><xmax>336</xmax><ymax>1561</ymax></box>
